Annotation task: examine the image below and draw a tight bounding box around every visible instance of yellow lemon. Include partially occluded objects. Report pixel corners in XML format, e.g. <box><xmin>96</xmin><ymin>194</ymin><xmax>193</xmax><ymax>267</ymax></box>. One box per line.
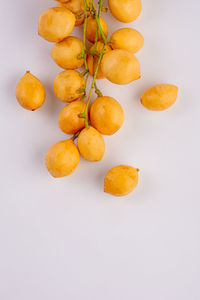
<box><xmin>58</xmin><ymin>101</ymin><xmax>86</xmax><ymax>134</ymax></box>
<box><xmin>90</xmin><ymin>96</ymin><xmax>124</xmax><ymax>135</ymax></box>
<box><xmin>51</xmin><ymin>36</ymin><xmax>84</xmax><ymax>69</ymax></box>
<box><xmin>111</xmin><ymin>28</ymin><xmax>144</xmax><ymax>53</ymax></box>
<box><xmin>104</xmin><ymin>165</ymin><xmax>139</xmax><ymax>196</ymax></box>
<box><xmin>53</xmin><ymin>70</ymin><xmax>85</xmax><ymax>102</ymax></box>
<box><xmin>101</xmin><ymin>49</ymin><xmax>141</xmax><ymax>85</ymax></box>
<box><xmin>78</xmin><ymin>126</ymin><xmax>105</xmax><ymax>161</ymax></box>
<box><xmin>16</xmin><ymin>71</ymin><xmax>45</xmax><ymax>111</ymax></box>
<box><xmin>141</xmin><ymin>84</ymin><xmax>178</xmax><ymax>111</ymax></box>
<box><xmin>38</xmin><ymin>7</ymin><xmax>75</xmax><ymax>42</ymax></box>
<box><xmin>108</xmin><ymin>0</ymin><xmax>142</xmax><ymax>23</ymax></box>
<box><xmin>45</xmin><ymin>140</ymin><xmax>80</xmax><ymax>178</ymax></box>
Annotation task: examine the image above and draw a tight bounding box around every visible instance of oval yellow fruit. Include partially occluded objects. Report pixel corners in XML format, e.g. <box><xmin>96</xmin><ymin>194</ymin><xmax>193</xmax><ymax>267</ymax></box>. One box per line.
<box><xmin>58</xmin><ymin>101</ymin><xmax>86</xmax><ymax>134</ymax></box>
<box><xmin>90</xmin><ymin>96</ymin><xmax>124</xmax><ymax>135</ymax></box>
<box><xmin>104</xmin><ymin>165</ymin><xmax>139</xmax><ymax>196</ymax></box>
<box><xmin>101</xmin><ymin>49</ymin><xmax>141</xmax><ymax>85</ymax></box>
<box><xmin>53</xmin><ymin>70</ymin><xmax>85</xmax><ymax>102</ymax></box>
<box><xmin>51</xmin><ymin>36</ymin><xmax>84</xmax><ymax>69</ymax></box>
<box><xmin>45</xmin><ymin>140</ymin><xmax>80</xmax><ymax>178</ymax></box>
<box><xmin>86</xmin><ymin>16</ymin><xmax>108</xmax><ymax>43</ymax></box>
<box><xmin>141</xmin><ymin>84</ymin><xmax>178</xmax><ymax>111</ymax></box>
<box><xmin>78</xmin><ymin>126</ymin><xmax>105</xmax><ymax>161</ymax></box>
<box><xmin>16</xmin><ymin>71</ymin><xmax>45</xmax><ymax>111</ymax></box>
<box><xmin>108</xmin><ymin>0</ymin><xmax>142</xmax><ymax>23</ymax></box>
<box><xmin>57</xmin><ymin>0</ymin><xmax>90</xmax><ymax>26</ymax></box>
<box><xmin>38</xmin><ymin>7</ymin><xmax>75</xmax><ymax>42</ymax></box>
<box><xmin>87</xmin><ymin>42</ymin><xmax>111</xmax><ymax>79</ymax></box>
<box><xmin>111</xmin><ymin>28</ymin><xmax>144</xmax><ymax>53</ymax></box>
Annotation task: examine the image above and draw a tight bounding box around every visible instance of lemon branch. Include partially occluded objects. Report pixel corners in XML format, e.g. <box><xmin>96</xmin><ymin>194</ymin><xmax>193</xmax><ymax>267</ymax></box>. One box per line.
<box><xmin>80</xmin><ymin>0</ymin><xmax>89</xmax><ymax>76</ymax></box>
<box><xmin>80</xmin><ymin>44</ymin><xmax>106</xmax><ymax>128</ymax></box>
<box><xmin>87</xmin><ymin>44</ymin><xmax>106</xmax><ymax>101</ymax></box>
<box><xmin>78</xmin><ymin>0</ymin><xmax>106</xmax><ymax>130</ymax></box>
<box><xmin>92</xmin><ymin>0</ymin><xmax>103</xmax><ymax>96</ymax></box>
<box><xmin>94</xmin><ymin>82</ymin><xmax>103</xmax><ymax>97</ymax></box>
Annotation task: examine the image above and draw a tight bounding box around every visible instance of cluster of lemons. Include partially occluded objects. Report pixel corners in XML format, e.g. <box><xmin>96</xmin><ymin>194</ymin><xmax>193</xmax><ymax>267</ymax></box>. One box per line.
<box><xmin>15</xmin><ymin>0</ymin><xmax>178</xmax><ymax>197</ymax></box>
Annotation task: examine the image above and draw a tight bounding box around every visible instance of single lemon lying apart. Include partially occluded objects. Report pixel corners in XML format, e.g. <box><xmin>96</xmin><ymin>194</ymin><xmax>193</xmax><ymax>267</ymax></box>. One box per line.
<box><xmin>104</xmin><ymin>165</ymin><xmax>139</xmax><ymax>196</ymax></box>
<box><xmin>16</xmin><ymin>71</ymin><xmax>45</xmax><ymax>111</ymax></box>
<box><xmin>141</xmin><ymin>84</ymin><xmax>178</xmax><ymax>111</ymax></box>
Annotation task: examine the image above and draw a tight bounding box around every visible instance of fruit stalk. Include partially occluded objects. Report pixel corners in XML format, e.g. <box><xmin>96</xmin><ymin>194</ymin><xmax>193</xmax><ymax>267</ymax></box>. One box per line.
<box><xmin>81</xmin><ymin>0</ymin><xmax>89</xmax><ymax>76</ymax></box>
<box><xmin>78</xmin><ymin>0</ymin><xmax>107</xmax><ymax>128</ymax></box>
<box><xmin>80</xmin><ymin>44</ymin><xmax>105</xmax><ymax>128</ymax></box>
<box><xmin>92</xmin><ymin>0</ymin><xmax>104</xmax><ymax>96</ymax></box>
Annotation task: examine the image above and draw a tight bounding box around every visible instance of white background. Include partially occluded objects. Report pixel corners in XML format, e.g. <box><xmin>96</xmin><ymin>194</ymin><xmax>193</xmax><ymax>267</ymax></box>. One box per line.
<box><xmin>0</xmin><ymin>0</ymin><xmax>200</xmax><ymax>299</ymax></box>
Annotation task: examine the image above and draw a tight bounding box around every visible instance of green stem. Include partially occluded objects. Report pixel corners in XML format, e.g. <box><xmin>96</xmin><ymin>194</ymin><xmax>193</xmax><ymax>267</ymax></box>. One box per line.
<box><xmin>98</xmin><ymin>0</ymin><xmax>103</xmax><ymax>18</ymax></box>
<box><xmin>90</xmin><ymin>0</ymin><xmax>108</xmax><ymax>44</ymax></box>
<box><xmin>94</xmin><ymin>82</ymin><xmax>103</xmax><ymax>97</ymax></box>
<box><xmin>81</xmin><ymin>0</ymin><xmax>89</xmax><ymax>73</ymax></box>
<box><xmin>92</xmin><ymin>0</ymin><xmax>102</xmax><ymax>74</ymax></box>
<box><xmin>71</xmin><ymin>131</ymin><xmax>81</xmax><ymax>141</ymax></box>
<box><xmin>80</xmin><ymin>45</ymin><xmax>106</xmax><ymax>128</ymax></box>
<box><xmin>91</xmin><ymin>0</ymin><xmax>104</xmax><ymax>97</ymax></box>
<box><xmin>88</xmin><ymin>45</ymin><xmax>105</xmax><ymax>100</ymax></box>
<box><xmin>77</xmin><ymin>0</ymin><xmax>106</xmax><ymax>130</ymax></box>
<box><xmin>78</xmin><ymin>72</ymin><xmax>89</xmax><ymax>95</ymax></box>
